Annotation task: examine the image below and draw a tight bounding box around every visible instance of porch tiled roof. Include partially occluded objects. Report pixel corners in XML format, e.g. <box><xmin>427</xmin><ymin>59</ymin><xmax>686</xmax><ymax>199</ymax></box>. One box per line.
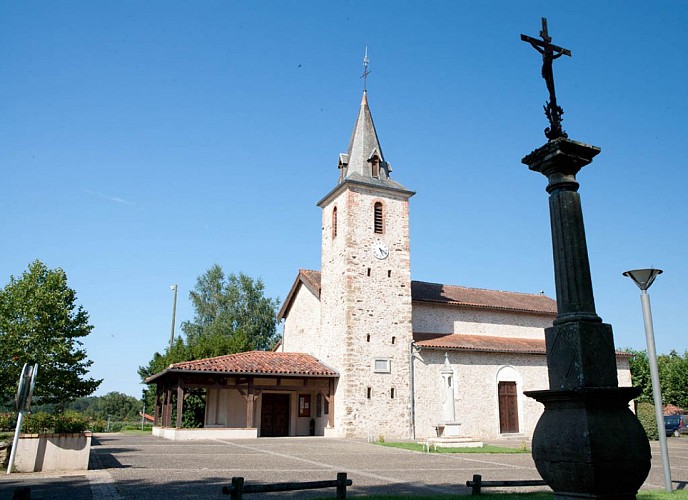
<box><xmin>414</xmin><ymin>333</ymin><xmax>546</xmax><ymax>354</ymax></box>
<box><xmin>146</xmin><ymin>351</ymin><xmax>338</xmax><ymax>384</ymax></box>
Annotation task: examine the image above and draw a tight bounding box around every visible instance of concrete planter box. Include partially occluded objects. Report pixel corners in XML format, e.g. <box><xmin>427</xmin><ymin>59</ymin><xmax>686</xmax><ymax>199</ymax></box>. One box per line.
<box><xmin>153</xmin><ymin>426</ymin><xmax>257</xmax><ymax>440</ymax></box>
<box><xmin>10</xmin><ymin>432</ymin><xmax>91</xmax><ymax>472</ymax></box>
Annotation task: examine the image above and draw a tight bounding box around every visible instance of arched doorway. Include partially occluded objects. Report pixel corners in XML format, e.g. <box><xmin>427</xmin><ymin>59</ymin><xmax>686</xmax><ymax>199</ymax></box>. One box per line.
<box><xmin>496</xmin><ymin>366</ymin><xmax>521</xmax><ymax>434</ymax></box>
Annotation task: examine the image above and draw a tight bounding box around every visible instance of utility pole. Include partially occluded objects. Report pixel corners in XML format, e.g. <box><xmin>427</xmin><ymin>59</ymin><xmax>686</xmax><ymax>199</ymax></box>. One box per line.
<box><xmin>169</xmin><ymin>285</ymin><xmax>178</xmax><ymax>349</ymax></box>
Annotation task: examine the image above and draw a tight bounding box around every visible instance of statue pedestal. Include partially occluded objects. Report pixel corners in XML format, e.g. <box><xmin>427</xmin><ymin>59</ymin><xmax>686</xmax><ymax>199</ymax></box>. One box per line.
<box><xmin>525</xmin><ymin>386</ymin><xmax>650</xmax><ymax>498</ymax></box>
<box><xmin>435</xmin><ymin>422</ymin><xmax>461</xmax><ymax>437</ymax></box>
<box><xmin>522</xmin><ymin>138</ymin><xmax>651</xmax><ymax>498</ymax></box>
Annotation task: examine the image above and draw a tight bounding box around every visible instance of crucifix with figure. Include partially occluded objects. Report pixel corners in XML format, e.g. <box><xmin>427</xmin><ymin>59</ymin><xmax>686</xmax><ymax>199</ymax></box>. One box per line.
<box><xmin>521</xmin><ymin>18</ymin><xmax>571</xmax><ymax>140</ymax></box>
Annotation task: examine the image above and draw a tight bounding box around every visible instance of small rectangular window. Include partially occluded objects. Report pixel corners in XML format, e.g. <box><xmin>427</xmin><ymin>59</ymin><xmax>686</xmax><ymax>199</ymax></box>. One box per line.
<box><xmin>390</xmin><ymin>388</ymin><xmax>395</xmax><ymax>399</ymax></box>
<box><xmin>366</xmin><ymin>334</ymin><xmax>370</xmax><ymax>342</ymax></box>
<box><xmin>374</xmin><ymin>358</ymin><xmax>391</xmax><ymax>373</ymax></box>
<box><xmin>387</xmin><ymin>270</ymin><xmax>391</xmax><ymax>278</ymax></box>
<box><xmin>367</xmin><ymin>268</ymin><xmax>371</xmax><ymax>277</ymax></box>
<box><xmin>391</xmin><ymin>336</ymin><xmax>396</xmax><ymax>345</ymax></box>
<box><xmin>367</xmin><ymin>387</ymin><xmax>372</xmax><ymax>399</ymax></box>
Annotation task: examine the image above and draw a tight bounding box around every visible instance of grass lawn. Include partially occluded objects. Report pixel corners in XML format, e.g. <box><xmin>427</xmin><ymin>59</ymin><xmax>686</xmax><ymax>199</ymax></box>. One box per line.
<box><xmin>374</xmin><ymin>441</ymin><xmax>530</xmax><ymax>454</ymax></box>
<box><xmin>314</xmin><ymin>491</ymin><xmax>688</xmax><ymax>499</ymax></box>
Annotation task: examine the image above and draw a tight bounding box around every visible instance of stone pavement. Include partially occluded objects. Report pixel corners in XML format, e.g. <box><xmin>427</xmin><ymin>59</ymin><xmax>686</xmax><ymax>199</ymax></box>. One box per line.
<box><xmin>1</xmin><ymin>433</ymin><xmax>687</xmax><ymax>499</ymax></box>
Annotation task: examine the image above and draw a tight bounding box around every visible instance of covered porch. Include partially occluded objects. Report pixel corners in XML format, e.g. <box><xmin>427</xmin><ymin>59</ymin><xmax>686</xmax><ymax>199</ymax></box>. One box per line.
<box><xmin>145</xmin><ymin>351</ymin><xmax>339</xmax><ymax>440</ymax></box>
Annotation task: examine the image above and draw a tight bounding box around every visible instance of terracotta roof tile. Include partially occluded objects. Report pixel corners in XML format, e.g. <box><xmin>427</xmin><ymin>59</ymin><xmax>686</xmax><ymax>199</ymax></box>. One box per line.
<box><xmin>277</xmin><ymin>270</ymin><xmax>557</xmax><ymax>320</ymax></box>
<box><xmin>276</xmin><ymin>269</ymin><xmax>322</xmax><ymax>321</ymax></box>
<box><xmin>146</xmin><ymin>351</ymin><xmax>338</xmax><ymax>383</ymax></box>
<box><xmin>411</xmin><ymin>280</ymin><xmax>557</xmax><ymax>315</ymax></box>
<box><xmin>414</xmin><ymin>333</ymin><xmax>632</xmax><ymax>358</ymax></box>
<box><xmin>299</xmin><ymin>269</ymin><xmax>322</xmax><ymax>294</ymax></box>
<box><xmin>414</xmin><ymin>333</ymin><xmax>547</xmax><ymax>354</ymax></box>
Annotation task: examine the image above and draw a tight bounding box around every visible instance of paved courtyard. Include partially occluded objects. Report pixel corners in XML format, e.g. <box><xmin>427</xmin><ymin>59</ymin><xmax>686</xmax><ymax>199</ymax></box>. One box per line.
<box><xmin>1</xmin><ymin>433</ymin><xmax>688</xmax><ymax>499</ymax></box>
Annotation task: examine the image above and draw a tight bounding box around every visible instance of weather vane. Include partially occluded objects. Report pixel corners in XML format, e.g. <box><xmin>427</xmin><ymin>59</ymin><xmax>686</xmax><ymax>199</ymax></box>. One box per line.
<box><xmin>361</xmin><ymin>46</ymin><xmax>371</xmax><ymax>91</ymax></box>
<box><xmin>521</xmin><ymin>18</ymin><xmax>571</xmax><ymax>140</ymax></box>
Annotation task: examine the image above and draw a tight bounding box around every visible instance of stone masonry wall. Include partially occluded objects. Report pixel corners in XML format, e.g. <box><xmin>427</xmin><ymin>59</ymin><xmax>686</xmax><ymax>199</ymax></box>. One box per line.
<box><xmin>413</xmin><ymin>303</ymin><xmax>553</xmax><ymax>338</ymax></box>
<box><xmin>413</xmin><ymin>349</ymin><xmax>635</xmax><ymax>440</ymax></box>
<box><xmin>320</xmin><ymin>184</ymin><xmax>414</xmax><ymax>439</ymax></box>
<box><xmin>281</xmin><ymin>285</ymin><xmax>321</xmax><ymax>355</ymax></box>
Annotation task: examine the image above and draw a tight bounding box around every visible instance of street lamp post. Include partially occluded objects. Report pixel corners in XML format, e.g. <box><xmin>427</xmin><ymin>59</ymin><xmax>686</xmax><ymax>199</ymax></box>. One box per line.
<box><xmin>623</xmin><ymin>268</ymin><xmax>671</xmax><ymax>492</ymax></box>
<box><xmin>169</xmin><ymin>285</ymin><xmax>178</xmax><ymax>350</ymax></box>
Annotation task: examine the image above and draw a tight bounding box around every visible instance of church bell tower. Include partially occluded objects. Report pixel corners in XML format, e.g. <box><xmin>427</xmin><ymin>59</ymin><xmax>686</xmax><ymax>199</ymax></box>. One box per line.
<box><xmin>316</xmin><ymin>89</ymin><xmax>415</xmax><ymax>438</ymax></box>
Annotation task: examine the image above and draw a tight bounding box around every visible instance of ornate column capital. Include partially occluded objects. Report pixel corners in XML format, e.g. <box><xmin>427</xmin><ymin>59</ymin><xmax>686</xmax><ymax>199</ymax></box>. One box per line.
<box><xmin>523</xmin><ymin>137</ymin><xmax>601</xmax><ymax>193</ymax></box>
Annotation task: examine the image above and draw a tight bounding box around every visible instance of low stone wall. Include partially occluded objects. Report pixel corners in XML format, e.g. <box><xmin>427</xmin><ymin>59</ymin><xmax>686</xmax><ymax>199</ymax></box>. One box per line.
<box><xmin>12</xmin><ymin>432</ymin><xmax>91</xmax><ymax>472</ymax></box>
<box><xmin>152</xmin><ymin>426</ymin><xmax>258</xmax><ymax>440</ymax></box>
<box><xmin>0</xmin><ymin>440</ymin><xmax>9</xmax><ymax>468</ymax></box>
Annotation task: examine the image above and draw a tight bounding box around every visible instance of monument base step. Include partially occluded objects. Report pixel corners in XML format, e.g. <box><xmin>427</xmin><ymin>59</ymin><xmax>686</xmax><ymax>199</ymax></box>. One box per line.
<box><xmin>424</xmin><ymin>437</ymin><xmax>484</xmax><ymax>448</ymax></box>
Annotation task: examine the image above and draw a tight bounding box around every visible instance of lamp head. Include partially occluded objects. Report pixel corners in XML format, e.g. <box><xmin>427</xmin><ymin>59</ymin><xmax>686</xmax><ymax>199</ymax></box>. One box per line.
<box><xmin>623</xmin><ymin>268</ymin><xmax>663</xmax><ymax>291</ymax></box>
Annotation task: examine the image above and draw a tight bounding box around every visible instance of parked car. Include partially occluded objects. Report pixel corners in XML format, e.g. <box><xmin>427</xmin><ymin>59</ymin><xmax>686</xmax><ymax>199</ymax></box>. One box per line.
<box><xmin>664</xmin><ymin>415</ymin><xmax>688</xmax><ymax>437</ymax></box>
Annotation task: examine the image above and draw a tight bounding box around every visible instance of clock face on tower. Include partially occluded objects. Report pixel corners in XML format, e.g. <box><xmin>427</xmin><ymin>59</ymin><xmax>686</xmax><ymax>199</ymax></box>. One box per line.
<box><xmin>373</xmin><ymin>241</ymin><xmax>389</xmax><ymax>260</ymax></box>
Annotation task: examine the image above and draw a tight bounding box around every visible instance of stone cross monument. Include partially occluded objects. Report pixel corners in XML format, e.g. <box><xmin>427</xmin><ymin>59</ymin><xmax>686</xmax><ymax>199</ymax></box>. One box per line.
<box><xmin>520</xmin><ymin>19</ymin><xmax>651</xmax><ymax>498</ymax></box>
<box><xmin>521</xmin><ymin>18</ymin><xmax>571</xmax><ymax>141</ymax></box>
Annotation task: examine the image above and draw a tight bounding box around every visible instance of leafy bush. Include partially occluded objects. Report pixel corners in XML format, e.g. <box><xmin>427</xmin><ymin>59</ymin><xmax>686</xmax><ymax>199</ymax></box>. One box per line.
<box><xmin>53</xmin><ymin>411</ymin><xmax>88</xmax><ymax>433</ymax></box>
<box><xmin>637</xmin><ymin>402</ymin><xmax>659</xmax><ymax>441</ymax></box>
<box><xmin>0</xmin><ymin>413</ymin><xmax>14</xmax><ymax>432</ymax></box>
<box><xmin>22</xmin><ymin>412</ymin><xmax>54</xmax><ymax>433</ymax></box>
<box><xmin>21</xmin><ymin>411</ymin><xmax>88</xmax><ymax>434</ymax></box>
<box><xmin>88</xmin><ymin>418</ymin><xmax>107</xmax><ymax>432</ymax></box>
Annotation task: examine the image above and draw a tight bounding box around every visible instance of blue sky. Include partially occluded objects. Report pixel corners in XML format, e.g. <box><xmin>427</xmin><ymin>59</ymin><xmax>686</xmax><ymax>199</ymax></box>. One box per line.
<box><xmin>1</xmin><ymin>2</ymin><xmax>686</xmax><ymax>398</ymax></box>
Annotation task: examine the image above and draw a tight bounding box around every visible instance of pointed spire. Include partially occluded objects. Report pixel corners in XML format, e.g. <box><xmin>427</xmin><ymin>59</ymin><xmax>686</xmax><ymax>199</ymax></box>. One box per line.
<box><xmin>325</xmin><ymin>52</ymin><xmax>414</xmax><ymax>200</ymax></box>
<box><xmin>343</xmin><ymin>90</ymin><xmax>386</xmax><ymax>181</ymax></box>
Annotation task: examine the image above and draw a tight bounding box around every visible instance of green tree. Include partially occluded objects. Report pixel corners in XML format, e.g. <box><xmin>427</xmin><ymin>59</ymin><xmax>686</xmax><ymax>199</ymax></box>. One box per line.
<box><xmin>627</xmin><ymin>348</ymin><xmax>688</xmax><ymax>410</ymax></box>
<box><xmin>658</xmin><ymin>350</ymin><xmax>688</xmax><ymax>410</ymax></box>
<box><xmin>138</xmin><ymin>265</ymin><xmax>279</xmax><ymax>418</ymax></box>
<box><xmin>96</xmin><ymin>392</ymin><xmax>143</xmax><ymax>421</ymax></box>
<box><xmin>182</xmin><ymin>266</ymin><xmax>279</xmax><ymax>356</ymax></box>
<box><xmin>0</xmin><ymin>260</ymin><xmax>101</xmax><ymax>409</ymax></box>
<box><xmin>627</xmin><ymin>349</ymin><xmax>653</xmax><ymax>403</ymax></box>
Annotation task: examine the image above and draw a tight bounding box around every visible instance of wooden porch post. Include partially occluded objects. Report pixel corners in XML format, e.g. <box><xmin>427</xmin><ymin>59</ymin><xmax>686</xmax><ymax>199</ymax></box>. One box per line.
<box><xmin>328</xmin><ymin>378</ymin><xmax>335</xmax><ymax>428</ymax></box>
<box><xmin>176</xmin><ymin>382</ymin><xmax>185</xmax><ymax>428</ymax></box>
<box><xmin>246</xmin><ymin>377</ymin><xmax>255</xmax><ymax>428</ymax></box>
<box><xmin>160</xmin><ymin>385</ymin><xmax>168</xmax><ymax>427</ymax></box>
<box><xmin>165</xmin><ymin>385</ymin><xmax>173</xmax><ymax>427</ymax></box>
<box><xmin>153</xmin><ymin>386</ymin><xmax>161</xmax><ymax>426</ymax></box>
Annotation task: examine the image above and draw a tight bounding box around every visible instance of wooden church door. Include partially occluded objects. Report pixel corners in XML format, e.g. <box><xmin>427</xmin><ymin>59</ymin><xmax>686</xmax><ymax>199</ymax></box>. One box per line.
<box><xmin>260</xmin><ymin>394</ymin><xmax>290</xmax><ymax>437</ymax></box>
<box><xmin>498</xmin><ymin>381</ymin><xmax>519</xmax><ymax>433</ymax></box>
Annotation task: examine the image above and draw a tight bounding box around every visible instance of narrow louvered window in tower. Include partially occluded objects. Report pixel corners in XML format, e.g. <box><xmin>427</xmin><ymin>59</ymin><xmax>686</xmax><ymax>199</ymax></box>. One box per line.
<box><xmin>332</xmin><ymin>206</ymin><xmax>338</xmax><ymax>238</ymax></box>
<box><xmin>371</xmin><ymin>156</ymin><xmax>380</xmax><ymax>178</ymax></box>
<box><xmin>374</xmin><ymin>202</ymin><xmax>384</xmax><ymax>234</ymax></box>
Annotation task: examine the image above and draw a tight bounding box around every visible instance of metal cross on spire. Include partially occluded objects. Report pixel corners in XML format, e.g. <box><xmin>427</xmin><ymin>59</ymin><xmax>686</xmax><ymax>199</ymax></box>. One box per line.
<box><xmin>521</xmin><ymin>18</ymin><xmax>572</xmax><ymax>140</ymax></box>
<box><xmin>361</xmin><ymin>46</ymin><xmax>371</xmax><ymax>91</ymax></box>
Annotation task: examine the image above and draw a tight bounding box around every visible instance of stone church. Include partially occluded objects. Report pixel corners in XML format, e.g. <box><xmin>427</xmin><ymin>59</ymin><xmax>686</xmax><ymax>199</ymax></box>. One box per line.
<box><xmin>146</xmin><ymin>90</ymin><xmax>632</xmax><ymax>441</ymax></box>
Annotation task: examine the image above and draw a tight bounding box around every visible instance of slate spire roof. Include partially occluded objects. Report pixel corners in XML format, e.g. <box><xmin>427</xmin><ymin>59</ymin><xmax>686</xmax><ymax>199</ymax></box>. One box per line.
<box><xmin>343</xmin><ymin>90</ymin><xmax>386</xmax><ymax>179</ymax></box>
<box><xmin>325</xmin><ymin>90</ymin><xmax>412</xmax><ymax>198</ymax></box>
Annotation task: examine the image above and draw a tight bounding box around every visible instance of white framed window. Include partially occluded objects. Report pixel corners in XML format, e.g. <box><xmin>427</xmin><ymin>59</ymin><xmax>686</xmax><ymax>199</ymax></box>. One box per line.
<box><xmin>374</xmin><ymin>358</ymin><xmax>391</xmax><ymax>373</ymax></box>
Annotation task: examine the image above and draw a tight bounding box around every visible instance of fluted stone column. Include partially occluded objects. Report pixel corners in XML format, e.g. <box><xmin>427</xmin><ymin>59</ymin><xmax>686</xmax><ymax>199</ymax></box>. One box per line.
<box><xmin>522</xmin><ymin>137</ymin><xmax>651</xmax><ymax>499</ymax></box>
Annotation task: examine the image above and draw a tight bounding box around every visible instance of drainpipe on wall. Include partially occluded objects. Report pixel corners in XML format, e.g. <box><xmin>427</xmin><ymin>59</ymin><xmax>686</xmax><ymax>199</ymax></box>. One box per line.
<box><xmin>409</xmin><ymin>341</ymin><xmax>417</xmax><ymax>440</ymax></box>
